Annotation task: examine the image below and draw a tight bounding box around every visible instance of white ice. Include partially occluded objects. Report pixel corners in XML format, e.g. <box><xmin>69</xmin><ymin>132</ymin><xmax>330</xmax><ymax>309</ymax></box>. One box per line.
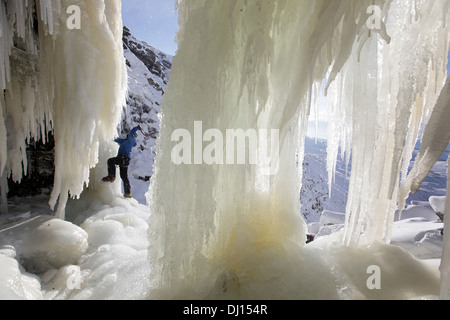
<box><xmin>0</xmin><ymin>0</ymin><xmax>449</xmax><ymax>300</ymax></box>
<box><xmin>0</xmin><ymin>0</ymin><xmax>127</xmax><ymax>218</ymax></box>
<box><xmin>146</xmin><ymin>0</ymin><xmax>450</xmax><ymax>299</ymax></box>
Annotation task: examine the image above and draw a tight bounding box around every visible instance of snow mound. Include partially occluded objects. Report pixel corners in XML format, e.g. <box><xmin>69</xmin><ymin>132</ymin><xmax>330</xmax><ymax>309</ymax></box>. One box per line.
<box><xmin>0</xmin><ymin>216</ymin><xmax>88</xmax><ymax>274</ymax></box>
<box><xmin>308</xmin><ymin>200</ymin><xmax>445</xmax><ymax>263</ymax></box>
<box><xmin>320</xmin><ymin>210</ymin><xmax>346</xmax><ymax>225</ymax></box>
<box><xmin>0</xmin><ymin>192</ymin><xmax>151</xmax><ymax>300</ymax></box>
<box><xmin>48</xmin><ymin>195</ymin><xmax>151</xmax><ymax>300</ymax></box>
<box><xmin>391</xmin><ymin>219</ymin><xmax>444</xmax><ymax>260</ymax></box>
<box><xmin>395</xmin><ymin>205</ymin><xmax>440</xmax><ymax>222</ymax></box>
<box><xmin>430</xmin><ymin>196</ymin><xmax>446</xmax><ymax>217</ymax></box>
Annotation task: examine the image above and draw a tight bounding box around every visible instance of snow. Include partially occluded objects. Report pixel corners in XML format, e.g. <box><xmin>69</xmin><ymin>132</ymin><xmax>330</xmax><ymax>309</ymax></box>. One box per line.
<box><xmin>0</xmin><ymin>190</ymin><xmax>150</xmax><ymax>300</ymax></box>
<box><xmin>430</xmin><ymin>196</ymin><xmax>446</xmax><ymax>216</ymax></box>
<box><xmin>320</xmin><ymin>210</ymin><xmax>346</xmax><ymax>226</ymax></box>
<box><xmin>391</xmin><ymin>218</ymin><xmax>443</xmax><ymax>260</ymax></box>
<box><xmin>121</xmin><ymin>26</ymin><xmax>173</xmax><ymax>204</ymax></box>
<box><xmin>301</xmin><ymin>137</ymin><xmax>349</xmax><ymax>223</ymax></box>
<box><xmin>0</xmin><ymin>215</ymin><xmax>88</xmax><ymax>274</ymax></box>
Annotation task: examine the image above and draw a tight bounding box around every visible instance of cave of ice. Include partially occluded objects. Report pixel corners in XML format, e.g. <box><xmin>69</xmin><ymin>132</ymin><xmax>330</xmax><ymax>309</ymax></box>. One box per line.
<box><xmin>0</xmin><ymin>0</ymin><xmax>450</xmax><ymax>300</ymax></box>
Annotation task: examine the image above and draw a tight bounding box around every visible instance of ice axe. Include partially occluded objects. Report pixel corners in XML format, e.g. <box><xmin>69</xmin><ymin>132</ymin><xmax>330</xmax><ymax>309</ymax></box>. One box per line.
<box><xmin>138</xmin><ymin>126</ymin><xmax>151</xmax><ymax>138</ymax></box>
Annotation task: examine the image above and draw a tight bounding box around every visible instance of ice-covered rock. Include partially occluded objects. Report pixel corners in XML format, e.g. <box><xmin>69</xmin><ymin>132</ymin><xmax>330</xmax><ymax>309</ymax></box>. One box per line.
<box><xmin>430</xmin><ymin>196</ymin><xmax>446</xmax><ymax>219</ymax></box>
<box><xmin>0</xmin><ymin>254</ymin><xmax>43</xmax><ymax>300</ymax></box>
<box><xmin>0</xmin><ymin>216</ymin><xmax>88</xmax><ymax>274</ymax></box>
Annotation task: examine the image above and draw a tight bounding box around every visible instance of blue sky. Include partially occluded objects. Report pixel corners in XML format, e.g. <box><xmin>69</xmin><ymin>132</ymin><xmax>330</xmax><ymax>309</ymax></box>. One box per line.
<box><xmin>448</xmin><ymin>52</ymin><xmax>450</xmax><ymax>75</ymax></box>
<box><xmin>122</xmin><ymin>0</ymin><xmax>179</xmax><ymax>56</ymax></box>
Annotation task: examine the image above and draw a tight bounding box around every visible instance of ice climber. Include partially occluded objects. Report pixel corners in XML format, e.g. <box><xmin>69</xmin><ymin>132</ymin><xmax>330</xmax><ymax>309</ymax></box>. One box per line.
<box><xmin>102</xmin><ymin>126</ymin><xmax>142</xmax><ymax>198</ymax></box>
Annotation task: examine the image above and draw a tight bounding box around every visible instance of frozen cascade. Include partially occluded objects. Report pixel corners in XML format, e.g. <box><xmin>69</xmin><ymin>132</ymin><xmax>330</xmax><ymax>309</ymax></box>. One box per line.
<box><xmin>0</xmin><ymin>0</ymin><xmax>448</xmax><ymax>301</ymax></box>
<box><xmin>0</xmin><ymin>0</ymin><xmax>127</xmax><ymax>217</ymax></box>
<box><xmin>148</xmin><ymin>0</ymin><xmax>449</xmax><ymax>299</ymax></box>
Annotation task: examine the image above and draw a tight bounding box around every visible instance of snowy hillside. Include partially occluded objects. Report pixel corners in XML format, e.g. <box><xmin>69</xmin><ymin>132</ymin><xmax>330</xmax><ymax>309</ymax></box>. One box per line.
<box><xmin>121</xmin><ymin>26</ymin><xmax>173</xmax><ymax>203</ymax></box>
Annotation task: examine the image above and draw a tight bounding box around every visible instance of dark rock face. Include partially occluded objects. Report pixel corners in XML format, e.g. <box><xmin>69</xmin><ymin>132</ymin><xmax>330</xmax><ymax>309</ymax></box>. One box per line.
<box><xmin>7</xmin><ymin>134</ymin><xmax>55</xmax><ymax>198</ymax></box>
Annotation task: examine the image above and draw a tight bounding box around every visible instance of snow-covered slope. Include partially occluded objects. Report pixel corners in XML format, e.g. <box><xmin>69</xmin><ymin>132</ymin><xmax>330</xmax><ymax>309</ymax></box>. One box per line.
<box><xmin>119</xmin><ymin>26</ymin><xmax>173</xmax><ymax>203</ymax></box>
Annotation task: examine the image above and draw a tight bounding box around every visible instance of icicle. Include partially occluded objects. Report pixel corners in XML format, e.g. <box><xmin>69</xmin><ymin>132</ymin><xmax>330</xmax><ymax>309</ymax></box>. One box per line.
<box><xmin>48</xmin><ymin>0</ymin><xmax>127</xmax><ymax>218</ymax></box>
<box><xmin>39</xmin><ymin>0</ymin><xmax>54</xmax><ymax>35</ymax></box>
<box><xmin>0</xmin><ymin>168</ymin><xmax>7</xmax><ymax>215</ymax></box>
<box><xmin>0</xmin><ymin>0</ymin><xmax>11</xmax><ymax>90</ymax></box>
<box><xmin>399</xmin><ymin>77</ymin><xmax>450</xmax><ymax>209</ymax></box>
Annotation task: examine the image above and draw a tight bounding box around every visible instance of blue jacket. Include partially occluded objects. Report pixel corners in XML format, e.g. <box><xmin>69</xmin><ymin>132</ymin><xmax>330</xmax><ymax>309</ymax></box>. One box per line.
<box><xmin>115</xmin><ymin>126</ymin><xmax>140</xmax><ymax>158</ymax></box>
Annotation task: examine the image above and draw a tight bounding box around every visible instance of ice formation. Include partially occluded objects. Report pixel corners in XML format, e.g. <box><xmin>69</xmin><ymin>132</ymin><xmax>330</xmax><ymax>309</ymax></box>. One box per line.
<box><xmin>0</xmin><ymin>0</ymin><xmax>449</xmax><ymax>300</ymax></box>
<box><xmin>0</xmin><ymin>215</ymin><xmax>88</xmax><ymax>273</ymax></box>
<box><xmin>0</xmin><ymin>0</ymin><xmax>127</xmax><ymax>218</ymax></box>
<box><xmin>148</xmin><ymin>0</ymin><xmax>449</xmax><ymax>299</ymax></box>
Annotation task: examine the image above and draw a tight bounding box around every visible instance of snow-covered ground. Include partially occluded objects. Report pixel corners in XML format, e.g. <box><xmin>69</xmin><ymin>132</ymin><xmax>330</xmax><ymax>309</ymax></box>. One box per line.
<box><xmin>0</xmin><ymin>189</ymin><xmax>151</xmax><ymax>300</ymax></box>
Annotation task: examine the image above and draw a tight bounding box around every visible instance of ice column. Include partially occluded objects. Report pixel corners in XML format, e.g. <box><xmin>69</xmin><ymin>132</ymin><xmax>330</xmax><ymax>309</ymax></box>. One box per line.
<box><xmin>47</xmin><ymin>0</ymin><xmax>127</xmax><ymax>217</ymax></box>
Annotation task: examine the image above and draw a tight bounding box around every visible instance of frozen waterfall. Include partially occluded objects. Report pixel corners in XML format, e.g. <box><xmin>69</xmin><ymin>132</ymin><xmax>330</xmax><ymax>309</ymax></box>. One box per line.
<box><xmin>148</xmin><ymin>0</ymin><xmax>449</xmax><ymax>299</ymax></box>
<box><xmin>0</xmin><ymin>0</ymin><xmax>449</xmax><ymax>300</ymax></box>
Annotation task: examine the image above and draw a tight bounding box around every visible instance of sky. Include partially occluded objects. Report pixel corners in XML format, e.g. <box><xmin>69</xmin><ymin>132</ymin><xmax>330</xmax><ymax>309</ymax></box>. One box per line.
<box><xmin>448</xmin><ymin>52</ymin><xmax>450</xmax><ymax>75</ymax></box>
<box><xmin>121</xmin><ymin>0</ymin><xmax>179</xmax><ymax>56</ymax></box>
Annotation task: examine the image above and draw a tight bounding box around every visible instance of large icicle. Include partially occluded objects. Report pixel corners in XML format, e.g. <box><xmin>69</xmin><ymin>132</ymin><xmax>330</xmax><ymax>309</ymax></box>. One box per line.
<box><xmin>46</xmin><ymin>0</ymin><xmax>127</xmax><ymax>217</ymax></box>
<box><xmin>0</xmin><ymin>0</ymin><xmax>127</xmax><ymax>218</ymax></box>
